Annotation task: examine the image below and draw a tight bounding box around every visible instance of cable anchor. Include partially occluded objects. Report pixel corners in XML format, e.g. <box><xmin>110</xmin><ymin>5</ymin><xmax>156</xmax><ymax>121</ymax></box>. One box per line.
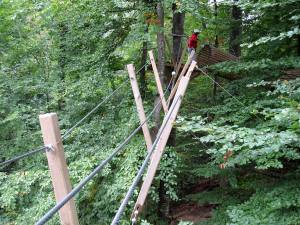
<box><xmin>45</xmin><ymin>144</ymin><xmax>54</xmax><ymax>152</ymax></box>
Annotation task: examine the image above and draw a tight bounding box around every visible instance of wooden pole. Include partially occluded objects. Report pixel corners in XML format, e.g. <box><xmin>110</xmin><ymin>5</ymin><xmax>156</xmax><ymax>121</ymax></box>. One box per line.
<box><xmin>39</xmin><ymin>113</ymin><xmax>79</xmax><ymax>225</ymax></box>
<box><xmin>127</xmin><ymin>64</ymin><xmax>153</xmax><ymax>151</ymax></box>
<box><xmin>149</xmin><ymin>50</ymin><xmax>168</xmax><ymax>114</ymax></box>
<box><xmin>131</xmin><ymin>61</ymin><xmax>197</xmax><ymax>219</ymax></box>
<box><xmin>174</xmin><ymin>44</ymin><xmax>187</xmax><ymax>78</ymax></box>
<box><xmin>167</xmin><ymin>50</ymin><xmax>195</xmax><ymax>107</ymax></box>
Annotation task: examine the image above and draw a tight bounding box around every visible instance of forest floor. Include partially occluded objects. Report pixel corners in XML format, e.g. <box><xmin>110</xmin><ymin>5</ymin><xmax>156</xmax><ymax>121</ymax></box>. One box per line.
<box><xmin>169</xmin><ymin>180</ymin><xmax>218</xmax><ymax>224</ymax></box>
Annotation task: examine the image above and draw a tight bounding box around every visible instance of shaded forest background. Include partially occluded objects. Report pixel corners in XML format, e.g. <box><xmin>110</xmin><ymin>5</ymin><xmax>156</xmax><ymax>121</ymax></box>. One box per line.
<box><xmin>1</xmin><ymin>0</ymin><xmax>300</xmax><ymax>224</ymax></box>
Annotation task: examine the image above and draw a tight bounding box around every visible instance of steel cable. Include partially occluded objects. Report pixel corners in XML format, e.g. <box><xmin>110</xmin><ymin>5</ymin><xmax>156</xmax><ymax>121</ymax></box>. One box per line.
<box><xmin>61</xmin><ymin>79</ymin><xmax>128</xmax><ymax>140</ymax></box>
<box><xmin>0</xmin><ymin>146</ymin><xmax>50</xmax><ymax>167</ymax></box>
<box><xmin>196</xmin><ymin>66</ymin><xmax>264</xmax><ymax>123</ymax></box>
<box><xmin>62</xmin><ymin>62</ymin><xmax>149</xmax><ymax>140</ymax></box>
<box><xmin>35</xmin><ymin>77</ymin><xmax>171</xmax><ymax>225</ymax></box>
<box><xmin>111</xmin><ymin>96</ymin><xmax>181</xmax><ymax>225</ymax></box>
<box><xmin>1</xmin><ymin>63</ymin><xmax>149</xmax><ymax>167</ymax></box>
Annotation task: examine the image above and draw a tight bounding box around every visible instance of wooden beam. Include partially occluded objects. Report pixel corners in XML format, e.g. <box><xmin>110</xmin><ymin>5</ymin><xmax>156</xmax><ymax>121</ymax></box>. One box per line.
<box><xmin>174</xmin><ymin>44</ymin><xmax>187</xmax><ymax>79</ymax></box>
<box><xmin>127</xmin><ymin>64</ymin><xmax>153</xmax><ymax>151</ymax></box>
<box><xmin>167</xmin><ymin>50</ymin><xmax>195</xmax><ymax>107</ymax></box>
<box><xmin>131</xmin><ymin>61</ymin><xmax>197</xmax><ymax>219</ymax></box>
<box><xmin>39</xmin><ymin>113</ymin><xmax>79</xmax><ymax>225</ymax></box>
<box><xmin>148</xmin><ymin>50</ymin><xmax>168</xmax><ymax>114</ymax></box>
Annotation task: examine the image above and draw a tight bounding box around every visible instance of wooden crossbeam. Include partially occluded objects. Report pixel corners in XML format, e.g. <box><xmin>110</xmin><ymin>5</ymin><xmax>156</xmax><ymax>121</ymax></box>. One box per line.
<box><xmin>131</xmin><ymin>61</ymin><xmax>197</xmax><ymax>220</ymax></box>
<box><xmin>127</xmin><ymin>64</ymin><xmax>153</xmax><ymax>151</ymax></box>
<box><xmin>148</xmin><ymin>50</ymin><xmax>168</xmax><ymax>114</ymax></box>
<box><xmin>167</xmin><ymin>50</ymin><xmax>195</xmax><ymax>107</ymax></box>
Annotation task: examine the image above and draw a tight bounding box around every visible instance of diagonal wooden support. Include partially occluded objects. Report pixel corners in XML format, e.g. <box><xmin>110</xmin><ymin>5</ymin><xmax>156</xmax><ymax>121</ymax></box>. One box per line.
<box><xmin>167</xmin><ymin>50</ymin><xmax>195</xmax><ymax>107</ymax></box>
<box><xmin>148</xmin><ymin>50</ymin><xmax>168</xmax><ymax>114</ymax></box>
<box><xmin>169</xmin><ymin>44</ymin><xmax>187</xmax><ymax>90</ymax></box>
<box><xmin>131</xmin><ymin>61</ymin><xmax>197</xmax><ymax>219</ymax></box>
<box><xmin>174</xmin><ymin>44</ymin><xmax>187</xmax><ymax>78</ymax></box>
<box><xmin>127</xmin><ymin>64</ymin><xmax>153</xmax><ymax>151</ymax></box>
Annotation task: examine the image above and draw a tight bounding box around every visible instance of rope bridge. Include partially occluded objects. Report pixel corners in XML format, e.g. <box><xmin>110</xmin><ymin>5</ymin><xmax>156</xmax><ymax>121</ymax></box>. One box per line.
<box><xmin>0</xmin><ymin>49</ymin><xmax>197</xmax><ymax>225</ymax></box>
<box><xmin>1</xmin><ymin>46</ymin><xmax>244</xmax><ymax>225</ymax></box>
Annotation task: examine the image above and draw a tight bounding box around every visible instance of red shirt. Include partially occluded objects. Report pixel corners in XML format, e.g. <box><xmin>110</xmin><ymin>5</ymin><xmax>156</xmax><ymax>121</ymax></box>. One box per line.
<box><xmin>188</xmin><ymin>33</ymin><xmax>198</xmax><ymax>49</ymax></box>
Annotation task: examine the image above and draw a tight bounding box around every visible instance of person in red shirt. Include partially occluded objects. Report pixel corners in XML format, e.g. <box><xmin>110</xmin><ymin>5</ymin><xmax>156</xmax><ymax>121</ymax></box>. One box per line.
<box><xmin>188</xmin><ymin>29</ymin><xmax>200</xmax><ymax>60</ymax></box>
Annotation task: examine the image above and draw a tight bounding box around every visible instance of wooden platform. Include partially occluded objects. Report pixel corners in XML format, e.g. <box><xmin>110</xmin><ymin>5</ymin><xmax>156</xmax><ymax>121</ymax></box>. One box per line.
<box><xmin>197</xmin><ymin>45</ymin><xmax>239</xmax><ymax>67</ymax></box>
<box><xmin>164</xmin><ymin>45</ymin><xmax>240</xmax><ymax>80</ymax></box>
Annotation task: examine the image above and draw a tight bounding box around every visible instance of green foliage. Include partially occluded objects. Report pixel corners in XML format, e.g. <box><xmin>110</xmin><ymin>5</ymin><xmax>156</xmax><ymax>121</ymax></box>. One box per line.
<box><xmin>210</xmin><ymin>57</ymin><xmax>300</xmax><ymax>78</ymax></box>
<box><xmin>178</xmin><ymin>78</ymin><xmax>300</xmax><ymax>170</ymax></box>
<box><xmin>238</xmin><ymin>0</ymin><xmax>300</xmax><ymax>58</ymax></box>
<box><xmin>227</xmin><ymin>178</ymin><xmax>300</xmax><ymax>225</ymax></box>
<box><xmin>1</xmin><ymin>0</ymin><xmax>300</xmax><ymax>224</ymax></box>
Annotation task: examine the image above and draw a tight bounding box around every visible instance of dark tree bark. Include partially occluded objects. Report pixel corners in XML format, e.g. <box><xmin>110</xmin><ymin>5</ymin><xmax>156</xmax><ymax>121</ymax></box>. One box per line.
<box><xmin>140</xmin><ymin>25</ymin><xmax>149</xmax><ymax>98</ymax></box>
<box><xmin>214</xmin><ymin>0</ymin><xmax>219</xmax><ymax>48</ymax></box>
<box><xmin>298</xmin><ymin>35</ymin><xmax>300</xmax><ymax>56</ymax></box>
<box><xmin>168</xmin><ymin>3</ymin><xmax>185</xmax><ymax>148</ymax></box>
<box><xmin>156</xmin><ymin>2</ymin><xmax>165</xmax><ymax>85</ymax></box>
<box><xmin>213</xmin><ymin>0</ymin><xmax>219</xmax><ymax>101</ymax></box>
<box><xmin>229</xmin><ymin>0</ymin><xmax>242</xmax><ymax>57</ymax></box>
<box><xmin>154</xmin><ymin>1</ymin><xmax>165</xmax><ymax>130</ymax></box>
<box><xmin>155</xmin><ymin>1</ymin><xmax>170</xmax><ymax>220</ymax></box>
<box><xmin>172</xmin><ymin>3</ymin><xmax>185</xmax><ymax>65</ymax></box>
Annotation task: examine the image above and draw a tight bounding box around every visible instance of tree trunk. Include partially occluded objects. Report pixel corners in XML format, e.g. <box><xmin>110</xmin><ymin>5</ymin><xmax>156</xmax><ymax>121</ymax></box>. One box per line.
<box><xmin>168</xmin><ymin>3</ymin><xmax>185</xmax><ymax>147</ymax></box>
<box><xmin>154</xmin><ymin>1</ymin><xmax>165</xmax><ymax>130</ymax></box>
<box><xmin>172</xmin><ymin>3</ymin><xmax>185</xmax><ymax>65</ymax></box>
<box><xmin>214</xmin><ymin>0</ymin><xmax>219</xmax><ymax>48</ymax></box>
<box><xmin>155</xmin><ymin>1</ymin><xmax>170</xmax><ymax>220</ymax></box>
<box><xmin>140</xmin><ymin>25</ymin><xmax>149</xmax><ymax>98</ymax></box>
<box><xmin>229</xmin><ymin>0</ymin><xmax>242</xmax><ymax>57</ymax></box>
<box><xmin>213</xmin><ymin>0</ymin><xmax>219</xmax><ymax>101</ymax></box>
<box><xmin>156</xmin><ymin>2</ymin><xmax>165</xmax><ymax>85</ymax></box>
<box><xmin>297</xmin><ymin>35</ymin><xmax>300</xmax><ymax>56</ymax></box>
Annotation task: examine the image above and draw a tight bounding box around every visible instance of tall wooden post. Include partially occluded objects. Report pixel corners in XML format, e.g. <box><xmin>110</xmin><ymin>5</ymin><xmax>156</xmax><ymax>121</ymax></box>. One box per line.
<box><xmin>131</xmin><ymin>61</ymin><xmax>197</xmax><ymax>219</ymax></box>
<box><xmin>39</xmin><ymin>113</ymin><xmax>79</xmax><ymax>225</ymax></box>
<box><xmin>167</xmin><ymin>50</ymin><xmax>195</xmax><ymax>107</ymax></box>
<box><xmin>149</xmin><ymin>50</ymin><xmax>168</xmax><ymax>114</ymax></box>
<box><xmin>127</xmin><ymin>64</ymin><xmax>153</xmax><ymax>151</ymax></box>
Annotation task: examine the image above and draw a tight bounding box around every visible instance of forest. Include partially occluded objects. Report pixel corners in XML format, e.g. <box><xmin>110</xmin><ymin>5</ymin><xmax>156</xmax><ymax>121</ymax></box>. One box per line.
<box><xmin>1</xmin><ymin>0</ymin><xmax>300</xmax><ymax>224</ymax></box>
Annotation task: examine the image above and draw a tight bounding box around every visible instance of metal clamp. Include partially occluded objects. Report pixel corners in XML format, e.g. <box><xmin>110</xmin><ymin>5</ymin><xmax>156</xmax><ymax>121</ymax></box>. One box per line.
<box><xmin>131</xmin><ymin>210</ymin><xmax>139</xmax><ymax>224</ymax></box>
<box><xmin>45</xmin><ymin>144</ymin><xmax>54</xmax><ymax>152</ymax></box>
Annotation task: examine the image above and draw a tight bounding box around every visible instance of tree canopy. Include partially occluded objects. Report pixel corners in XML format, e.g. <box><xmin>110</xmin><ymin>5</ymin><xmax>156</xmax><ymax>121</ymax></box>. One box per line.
<box><xmin>1</xmin><ymin>0</ymin><xmax>300</xmax><ymax>224</ymax></box>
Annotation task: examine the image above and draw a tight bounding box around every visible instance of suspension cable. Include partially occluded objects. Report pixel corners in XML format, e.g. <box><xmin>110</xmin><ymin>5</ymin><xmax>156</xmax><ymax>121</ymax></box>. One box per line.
<box><xmin>193</xmin><ymin>66</ymin><xmax>264</xmax><ymax>147</ymax></box>
<box><xmin>1</xmin><ymin>63</ymin><xmax>149</xmax><ymax>167</ymax></box>
<box><xmin>62</xmin><ymin>62</ymin><xmax>149</xmax><ymax>140</ymax></box>
<box><xmin>111</xmin><ymin>95</ymin><xmax>181</xmax><ymax>225</ymax></box>
<box><xmin>35</xmin><ymin>78</ymin><xmax>169</xmax><ymax>225</ymax></box>
<box><xmin>196</xmin><ymin>67</ymin><xmax>246</xmax><ymax>107</ymax></box>
<box><xmin>62</xmin><ymin>80</ymin><xmax>128</xmax><ymax>140</ymax></box>
<box><xmin>0</xmin><ymin>146</ymin><xmax>50</xmax><ymax>167</ymax></box>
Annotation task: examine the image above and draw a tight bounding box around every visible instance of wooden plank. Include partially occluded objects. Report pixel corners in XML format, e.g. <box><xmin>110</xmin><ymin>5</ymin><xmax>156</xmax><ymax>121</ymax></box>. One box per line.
<box><xmin>39</xmin><ymin>113</ymin><xmax>79</xmax><ymax>225</ymax></box>
<box><xmin>127</xmin><ymin>64</ymin><xmax>153</xmax><ymax>151</ymax></box>
<box><xmin>167</xmin><ymin>50</ymin><xmax>195</xmax><ymax>107</ymax></box>
<box><xmin>131</xmin><ymin>61</ymin><xmax>197</xmax><ymax>219</ymax></box>
<box><xmin>148</xmin><ymin>50</ymin><xmax>168</xmax><ymax>114</ymax></box>
<box><xmin>175</xmin><ymin>44</ymin><xmax>187</xmax><ymax>79</ymax></box>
